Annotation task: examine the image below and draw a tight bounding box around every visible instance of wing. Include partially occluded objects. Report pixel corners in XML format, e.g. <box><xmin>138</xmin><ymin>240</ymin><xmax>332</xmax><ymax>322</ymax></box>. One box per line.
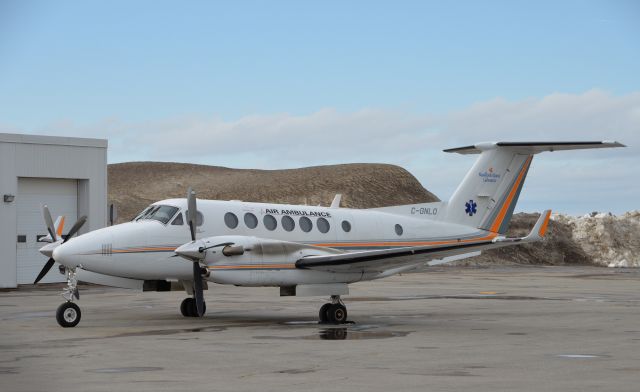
<box><xmin>296</xmin><ymin>210</ymin><xmax>552</xmax><ymax>273</ymax></box>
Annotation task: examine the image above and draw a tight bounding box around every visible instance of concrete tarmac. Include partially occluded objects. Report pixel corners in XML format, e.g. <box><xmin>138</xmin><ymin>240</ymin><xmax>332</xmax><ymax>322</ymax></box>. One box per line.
<box><xmin>1</xmin><ymin>266</ymin><xmax>639</xmax><ymax>392</ymax></box>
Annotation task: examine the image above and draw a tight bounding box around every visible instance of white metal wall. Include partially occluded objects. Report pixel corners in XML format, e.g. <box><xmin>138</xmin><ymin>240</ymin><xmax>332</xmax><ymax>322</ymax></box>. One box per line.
<box><xmin>16</xmin><ymin>178</ymin><xmax>78</xmax><ymax>284</ymax></box>
<box><xmin>0</xmin><ymin>133</ymin><xmax>107</xmax><ymax>288</ymax></box>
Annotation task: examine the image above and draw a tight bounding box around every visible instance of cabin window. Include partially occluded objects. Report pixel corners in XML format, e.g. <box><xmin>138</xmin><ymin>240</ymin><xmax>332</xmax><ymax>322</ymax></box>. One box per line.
<box><xmin>341</xmin><ymin>220</ymin><xmax>351</xmax><ymax>232</ymax></box>
<box><xmin>317</xmin><ymin>217</ymin><xmax>330</xmax><ymax>233</ymax></box>
<box><xmin>282</xmin><ymin>216</ymin><xmax>295</xmax><ymax>232</ymax></box>
<box><xmin>299</xmin><ymin>216</ymin><xmax>312</xmax><ymax>232</ymax></box>
<box><xmin>244</xmin><ymin>213</ymin><xmax>258</xmax><ymax>229</ymax></box>
<box><xmin>171</xmin><ymin>213</ymin><xmax>184</xmax><ymax>226</ymax></box>
<box><xmin>395</xmin><ymin>224</ymin><xmax>403</xmax><ymax>236</ymax></box>
<box><xmin>264</xmin><ymin>214</ymin><xmax>277</xmax><ymax>231</ymax></box>
<box><xmin>224</xmin><ymin>212</ymin><xmax>239</xmax><ymax>229</ymax></box>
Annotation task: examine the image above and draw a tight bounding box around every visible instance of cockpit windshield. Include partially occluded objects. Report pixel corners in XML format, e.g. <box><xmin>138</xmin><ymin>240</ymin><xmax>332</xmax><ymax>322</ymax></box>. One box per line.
<box><xmin>134</xmin><ymin>205</ymin><xmax>179</xmax><ymax>224</ymax></box>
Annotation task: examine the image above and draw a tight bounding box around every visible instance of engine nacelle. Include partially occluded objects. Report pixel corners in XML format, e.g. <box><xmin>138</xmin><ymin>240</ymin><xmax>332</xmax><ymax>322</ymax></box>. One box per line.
<box><xmin>189</xmin><ymin>235</ymin><xmax>340</xmax><ymax>267</ymax></box>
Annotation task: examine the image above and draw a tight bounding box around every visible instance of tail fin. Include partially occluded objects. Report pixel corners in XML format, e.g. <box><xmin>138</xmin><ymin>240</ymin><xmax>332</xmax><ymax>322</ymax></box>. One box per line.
<box><xmin>443</xmin><ymin>141</ymin><xmax>624</xmax><ymax>234</ymax></box>
<box><xmin>55</xmin><ymin>216</ymin><xmax>66</xmax><ymax>238</ymax></box>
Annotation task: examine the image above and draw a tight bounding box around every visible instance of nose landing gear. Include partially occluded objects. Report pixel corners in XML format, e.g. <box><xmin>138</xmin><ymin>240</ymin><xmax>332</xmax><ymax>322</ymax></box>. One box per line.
<box><xmin>56</xmin><ymin>302</ymin><xmax>81</xmax><ymax>328</ymax></box>
<box><xmin>319</xmin><ymin>295</ymin><xmax>348</xmax><ymax>324</ymax></box>
<box><xmin>56</xmin><ymin>268</ymin><xmax>81</xmax><ymax>328</ymax></box>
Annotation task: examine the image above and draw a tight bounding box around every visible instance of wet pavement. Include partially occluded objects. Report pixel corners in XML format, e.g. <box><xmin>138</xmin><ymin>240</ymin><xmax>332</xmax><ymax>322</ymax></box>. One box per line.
<box><xmin>1</xmin><ymin>266</ymin><xmax>639</xmax><ymax>391</ymax></box>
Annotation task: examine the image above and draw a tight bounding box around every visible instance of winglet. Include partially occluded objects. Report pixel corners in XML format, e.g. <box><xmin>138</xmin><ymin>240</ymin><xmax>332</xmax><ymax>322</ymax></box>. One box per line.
<box><xmin>523</xmin><ymin>210</ymin><xmax>552</xmax><ymax>242</ymax></box>
<box><xmin>330</xmin><ymin>194</ymin><xmax>342</xmax><ymax>208</ymax></box>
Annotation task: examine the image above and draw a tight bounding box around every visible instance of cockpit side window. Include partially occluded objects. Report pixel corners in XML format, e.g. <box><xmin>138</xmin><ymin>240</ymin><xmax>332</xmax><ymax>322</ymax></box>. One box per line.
<box><xmin>149</xmin><ymin>206</ymin><xmax>179</xmax><ymax>224</ymax></box>
<box><xmin>135</xmin><ymin>205</ymin><xmax>179</xmax><ymax>225</ymax></box>
<box><xmin>171</xmin><ymin>213</ymin><xmax>184</xmax><ymax>226</ymax></box>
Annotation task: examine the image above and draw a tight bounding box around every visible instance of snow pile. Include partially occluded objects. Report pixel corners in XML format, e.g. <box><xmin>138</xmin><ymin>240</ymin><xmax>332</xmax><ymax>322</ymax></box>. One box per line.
<box><xmin>552</xmin><ymin>211</ymin><xmax>640</xmax><ymax>267</ymax></box>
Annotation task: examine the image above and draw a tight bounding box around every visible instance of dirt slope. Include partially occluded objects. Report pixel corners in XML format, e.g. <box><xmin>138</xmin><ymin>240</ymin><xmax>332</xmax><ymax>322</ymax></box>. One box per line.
<box><xmin>108</xmin><ymin>162</ymin><xmax>439</xmax><ymax>223</ymax></box>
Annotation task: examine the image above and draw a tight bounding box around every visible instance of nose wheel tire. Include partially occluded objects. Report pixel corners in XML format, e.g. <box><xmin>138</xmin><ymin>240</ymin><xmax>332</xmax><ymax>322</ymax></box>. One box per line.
<box><xmin>180</xmin><ymin>298</ymin><xmax>206</xmax><ymax>317</ymax></box>
<box><xmin>319</xmin><ymin>303</ymin><xmax>347</xmax><ymax>324</ymax></box>
<box><xmin>56</xmin><ymin>302</ymin><xmax>81</xmax><ymax>328</ymax></box>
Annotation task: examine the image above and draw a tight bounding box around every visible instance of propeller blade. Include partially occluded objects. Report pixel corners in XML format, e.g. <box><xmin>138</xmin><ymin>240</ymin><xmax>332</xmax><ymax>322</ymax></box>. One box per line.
<box><xmin>42</xmin><ymin>205</ymin><xmax>57</xmax><ymax>242</ymax></box>
<box><xmin>187</xmin><ymin>187</ymin><xmax>197</xmax><ymax>242</ymax></box>
<box><xmin>63</xmin><ymin>216</ymin><xmax>87</xmax><ymax>243</ymax></box>
<box><xmin>34</xmin><ymin>258</ymin><xmax>55</xmax><ymax>284</ymax></box>
<box><xmin>193</xmin><ymin>261</ymin><xmax>204</xmax><ymax>317</ymax></box>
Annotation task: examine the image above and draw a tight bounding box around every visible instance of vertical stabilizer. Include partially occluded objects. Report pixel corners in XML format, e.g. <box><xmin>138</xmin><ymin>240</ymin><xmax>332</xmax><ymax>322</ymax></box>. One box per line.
<box><xmin>442</xmin><ymin>141</ymin><xmax>624</xmax><ymax>234</ymax></box>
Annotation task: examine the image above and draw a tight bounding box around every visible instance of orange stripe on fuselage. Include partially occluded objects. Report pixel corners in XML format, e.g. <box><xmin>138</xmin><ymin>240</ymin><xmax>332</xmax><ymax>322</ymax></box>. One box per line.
<box><xmin>208</xmin><ymin>264</ymin><xmax>296</xmax><ymax>270</ymax></box>
<box><xmin>111</xmin><ymin>247</ymin><xmax>177</xmax><ymax>253</ymax></box>
<box><xmin>489</xmin><ymin>155</ymin><xmax>533</xmax><ymax>233</ymax></box>
<box><xmin>313</xmin><ymin>234</ymin><xmax>497</xmax><ymax>248</ymax></box>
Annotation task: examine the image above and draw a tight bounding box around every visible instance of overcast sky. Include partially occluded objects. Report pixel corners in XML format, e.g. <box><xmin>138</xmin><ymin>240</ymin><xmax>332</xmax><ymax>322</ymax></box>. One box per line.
<box><xmin>1</xmin><ymin>1</ymin><xmax>638</xmax><ymax>214</ymax></box>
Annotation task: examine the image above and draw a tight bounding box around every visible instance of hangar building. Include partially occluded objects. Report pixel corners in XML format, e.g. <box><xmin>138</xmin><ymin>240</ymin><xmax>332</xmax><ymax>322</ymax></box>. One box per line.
<box><xmin>0</xmin><ymin>133</ymin><xmax>108</xmax><ymax>288</ymax></box>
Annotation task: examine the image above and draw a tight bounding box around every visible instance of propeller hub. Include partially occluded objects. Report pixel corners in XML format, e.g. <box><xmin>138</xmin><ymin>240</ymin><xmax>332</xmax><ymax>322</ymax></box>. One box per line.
<box><xmin>175</xmin><ymin>241</ymin><xmax>205</xmax><ymax>261</ymax></box>
<box><xmin>39</xmin><ymin>242</ymin><xmax>60</xmax><ymax>258</ymax></box>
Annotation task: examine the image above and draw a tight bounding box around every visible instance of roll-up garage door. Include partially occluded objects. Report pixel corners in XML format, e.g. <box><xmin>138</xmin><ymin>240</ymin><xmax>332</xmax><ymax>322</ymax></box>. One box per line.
<box><xmin>16</xmin><ymin>178</ymin><xmax>78</xmax><ymax>284</ymax></box>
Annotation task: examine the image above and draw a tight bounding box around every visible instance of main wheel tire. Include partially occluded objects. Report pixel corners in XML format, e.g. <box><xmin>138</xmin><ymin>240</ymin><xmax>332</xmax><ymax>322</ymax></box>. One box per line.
<box><xmin>187</xmin><ymin>299</ymin><xmax>206</xmax><ymax>317</ymax></box>
<box><xmin>56</xmin><ymin>302</ymin><xmax>81</xmax><ymax>328</ymax></box>
<box><xmin>319</xmin><ymin>303</ymin><xmax>331</xmax><ymax>323</ymax></box>
<box><xmin>180</xmin><ymin>298</ymin><xmax>192</xmax><ymax>317</ymax></box>
<box><xmin>327</xmin><ymin>304</ymin><xmax>347</xmax><ymax>324</ymax></box>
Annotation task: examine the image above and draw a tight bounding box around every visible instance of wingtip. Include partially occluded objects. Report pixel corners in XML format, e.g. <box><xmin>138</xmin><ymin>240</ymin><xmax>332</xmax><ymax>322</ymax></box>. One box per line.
<box><xmin>538</xmin><ymin>210</ymin><xmax>552</xmax><ymax>238</ymax></box>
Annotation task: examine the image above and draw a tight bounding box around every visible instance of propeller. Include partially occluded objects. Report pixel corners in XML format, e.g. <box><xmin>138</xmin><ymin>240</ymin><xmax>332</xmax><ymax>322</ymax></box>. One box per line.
<box><xmin>34</xmin><ymin>206</ymin><xmax>87</xmax><ymax>284</ymax></box>
<box><xmin>186</xmin><ymin>187</ymin><xmax>205</xmax><ymax>317</ymax></box>
<box><xmin>63</xmin><ymin>215</ymin><xmax>87</xmax><ymax>243</ymax></box>
<box><xmin>43</xmin><ymin>205</ymin><xmax>57</xmax><ymax>242</ymax></box>
<box><xmin>34</xmin><ymin>258</ymin><xmax>56</xmax><ymax>285</ymax></box>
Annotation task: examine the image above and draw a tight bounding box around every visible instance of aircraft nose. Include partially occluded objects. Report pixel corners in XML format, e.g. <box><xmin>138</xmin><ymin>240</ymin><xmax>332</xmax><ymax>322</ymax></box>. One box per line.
<box><xmin>52</xmin><ymin>242</ymin><xmax>75</xmax><ymax>268</ymax></box>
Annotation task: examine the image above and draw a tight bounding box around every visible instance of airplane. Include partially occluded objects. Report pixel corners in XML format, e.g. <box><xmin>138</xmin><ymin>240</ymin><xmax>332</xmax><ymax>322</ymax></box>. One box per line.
<box><xmin>35</xmin><ymin>141</ymin><xmax>624</xmax><ymax>327</ymax></box>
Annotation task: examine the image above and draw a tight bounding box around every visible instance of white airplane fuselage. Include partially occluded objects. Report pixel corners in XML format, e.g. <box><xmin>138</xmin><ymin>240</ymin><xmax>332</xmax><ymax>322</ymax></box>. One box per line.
<box><xmin>53</xmin><ymin>198</ymin><xmax>484</xmax><ymax>287</ymax></box>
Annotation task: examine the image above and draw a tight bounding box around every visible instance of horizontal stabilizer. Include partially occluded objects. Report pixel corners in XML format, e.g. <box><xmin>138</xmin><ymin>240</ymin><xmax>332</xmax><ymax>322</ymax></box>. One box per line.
<box><xmin>444</xmin><ymin>141</ymin><xmax>625</xmax><ymax>155</ymax></box>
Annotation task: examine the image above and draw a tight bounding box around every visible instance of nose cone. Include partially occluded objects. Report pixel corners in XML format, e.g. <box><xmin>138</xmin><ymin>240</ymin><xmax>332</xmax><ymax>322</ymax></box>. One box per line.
<box><xmin>175</xmin><ymin>241</ymin><xmax>204</xmax><ymax>261</ymax></box>
<box><xmin>39</xmin><ymin>242</ymin><xmax>59</xmax><ymax>258</ymax></box>
<box><xmin>52</xmin><ymin>241</ymin><xmax>80</xmax><ymax>268</ymax></box>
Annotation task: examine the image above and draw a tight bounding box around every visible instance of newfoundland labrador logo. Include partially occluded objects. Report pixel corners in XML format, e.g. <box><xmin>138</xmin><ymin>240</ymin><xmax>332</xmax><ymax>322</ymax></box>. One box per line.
<box><xmin>479</xmin><ymin>167</ymin><xmax>501</xmax><ymax>183</ymax></box>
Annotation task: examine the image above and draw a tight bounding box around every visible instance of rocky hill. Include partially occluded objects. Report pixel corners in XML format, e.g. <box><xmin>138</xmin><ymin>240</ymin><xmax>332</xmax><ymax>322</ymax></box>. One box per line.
<box><xmin>108</xmin><ymin>162</ymin><xmax>439</xmax><ymax>223</ymax></box>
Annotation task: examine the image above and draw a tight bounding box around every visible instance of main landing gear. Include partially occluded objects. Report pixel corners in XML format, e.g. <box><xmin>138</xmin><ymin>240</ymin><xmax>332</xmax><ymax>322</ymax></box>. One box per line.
<box><xmin>180</xmin><ymin>297</ymin><xmax>206</xmax><ymax>317</ymax></box>
<box><xmin>319</xmin><ymin>295</ymin><xmax>348</xmax><ymax>324</ymax></box>
<box><xmin>56</xmin><ymin>268</ymin><xmax>81</xmax><ymax>328</ymax></box>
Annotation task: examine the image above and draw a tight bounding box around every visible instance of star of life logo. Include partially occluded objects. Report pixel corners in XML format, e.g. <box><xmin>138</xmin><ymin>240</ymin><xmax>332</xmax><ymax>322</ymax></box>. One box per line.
<box><xmin>465</xmin><ymin>200</ymin><xmax>477</xmax><ymax>216</ymax></box>
<box><xmin>479</xmin><ymin>167</ymin><xmax>501</xmax><ymax>183</ymax></box>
